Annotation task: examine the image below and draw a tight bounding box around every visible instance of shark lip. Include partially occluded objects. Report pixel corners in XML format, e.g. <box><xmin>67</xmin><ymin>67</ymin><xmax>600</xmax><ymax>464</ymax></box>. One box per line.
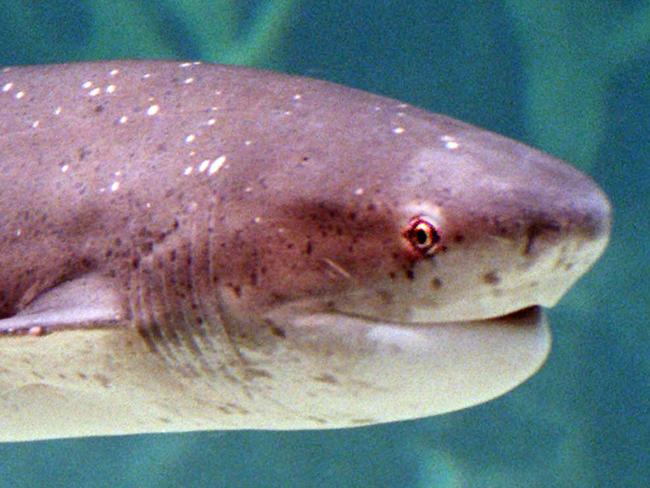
<box><xmin>328</xmin><ymin>304</ymin><xmax>543</xmax><ymax>328</ymax></box>
<box><xmin>480</xmin><ymin>305</ymin><xmax>543</xmax><ymax>326</ymax></box>
<box><xmin>413</xmin><ymin>305</ymin><xmax>544</xmax><ymax>327</ymax></box>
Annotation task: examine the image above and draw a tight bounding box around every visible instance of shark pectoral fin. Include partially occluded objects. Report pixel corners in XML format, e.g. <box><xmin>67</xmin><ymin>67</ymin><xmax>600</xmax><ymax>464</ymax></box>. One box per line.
<box><xmin>0</xmin><ymin>274</ymin><xmax>128</xmax><ymax>335</ymax></box>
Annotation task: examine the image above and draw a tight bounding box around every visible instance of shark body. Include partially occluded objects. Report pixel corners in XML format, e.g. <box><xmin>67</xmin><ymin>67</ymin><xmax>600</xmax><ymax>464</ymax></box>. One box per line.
<box><xmin>0</xmin><ymin>61</ymin><xmax>610</xmax><ymax>441</ymax></box>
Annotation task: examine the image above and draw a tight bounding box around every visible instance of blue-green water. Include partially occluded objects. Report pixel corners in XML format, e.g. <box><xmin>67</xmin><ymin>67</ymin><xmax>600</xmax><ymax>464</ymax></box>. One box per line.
<box><xmin>0</xmin><ymin>1</ymin><xmax>647</xmax><ymax>487</ymax></box>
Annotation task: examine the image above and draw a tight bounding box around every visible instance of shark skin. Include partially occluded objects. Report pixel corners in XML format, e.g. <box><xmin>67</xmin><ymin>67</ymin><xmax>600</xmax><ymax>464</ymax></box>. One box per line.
<box><xmin>0</xmin><ymin>61</ymin><xmax>610</xmax><ymax>442</ymax></box>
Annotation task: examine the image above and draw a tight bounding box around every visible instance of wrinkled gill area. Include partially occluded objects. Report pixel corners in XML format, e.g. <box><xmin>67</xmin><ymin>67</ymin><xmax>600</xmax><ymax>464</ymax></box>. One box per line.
<box><xmin>128</xmin><ymin>206</ymin><xmax>244</xmax><ymax>384</ymax></box>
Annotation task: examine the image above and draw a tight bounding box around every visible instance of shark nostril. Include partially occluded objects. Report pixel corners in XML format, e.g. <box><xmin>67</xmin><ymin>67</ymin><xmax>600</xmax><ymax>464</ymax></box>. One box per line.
<box><xmin>522</xmin><ymin>221</ymin><xmax>562</xmax><ymax>256</ymax></box>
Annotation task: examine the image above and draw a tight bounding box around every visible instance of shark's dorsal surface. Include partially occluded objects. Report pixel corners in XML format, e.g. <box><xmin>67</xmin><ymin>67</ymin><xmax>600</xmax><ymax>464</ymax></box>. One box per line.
<box><xmin>0</xmin><ymin>61</ymin><xmax>610</xmax><ymax>442</ymax></box>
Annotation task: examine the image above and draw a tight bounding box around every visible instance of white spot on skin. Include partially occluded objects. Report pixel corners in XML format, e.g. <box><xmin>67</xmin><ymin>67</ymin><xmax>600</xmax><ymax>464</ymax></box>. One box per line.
<box><xmin>189</xmin><ymin>150</ymin><xmax>196</xmax><ymax>156</ymax></box>
<box><xmin>106</xmin><ymin>85</ymin><xmax>116</xmax><ymax>94</ymax></box>
<box><xmin>179</xmin><ymin>62</ymin><xmax>192</xmax><ymax>68</ymax></box>
<box><xmin>198</xmin><ymin>160</ymin><xmax>210</xmax><ymax>172</ymax></box>
<box><xmin>54</xmin><ymin>107</ymin><xmax>62</xmax><ymax>115</ymax></box>
<box><xmin>207</xmin><ymin>118</ymin><xmax>216</xmax><ymax>126</ymax></box>
<box><xmin>2</xmin><ymin>82</ymin><xmax>13</xmax><ymax>92</ymax></box>
<box><xmin>184</xmin><ymin>77</ymin><xmax>194</xmax><ymax>84</ymax></box>
<box><xmin>61</xmin><ymin>164</ymin><xmax>69</xmax><ymax>173</ymax></box>
<box><xmin>142</xmin><ymin>73</ymin><xmax>151</xmax><ymax>79</ymax></box>
<box><xmin>211</xmin><ymin>106</ymin><xmax>219</xmax><ymax>112</ymax></box>
<box><xmin>109</xmin><ymin>69</ymin><xmax>120</xmax><ymax>76</ymax></box>
<box><xmin>31</xmin><ymin>120</ymin><xmax>40</xmax><ymax>128</ymax></box>
<box><xmin>185</xmin><ymin>134</ymin><xmax>196</xmax><ymax>143</ymax></box>
<box><xmin>82</xmin><ymin>81</ymin><xmax>93</xmax><ymax>89</ymax></box>
<box><xmin>244</xmin><ymin>140</ymin><xmax>252</xmax><ymax>146</ymax></box>
<box><xmin>119</xmin><ymin>115</ymin><xmax>128</xmax><ymax>124</ymax></box>
<box><xmin>393</xmin><ymin>127</ymin><xmax>405</xmax><ymax>134</ymax></box>
<box><xmin>184</xmin><ymin>166</ymin><xmax>193</xmax><ymax>175</ymax></box>
<box><xmin>441</xmin><ymin>135</ymin><xmax>460</xmax><ymax>150</ymax></box>
<box><xmin>445</xmin><ymin>141</ymin><xmax>459</xmax><ymax>150</ymax></box>
<box><xmin>89</xmin><ymin>87</ymin><xmax>101</xmax><ymax>97</ymax></box>
<box><xmin>354</xmin><ymin>188</ymin><xmax>364</xmax><ymax>195</ymax></box>
<box><xmin>254</xmin><ymin>217</ymin><xmax>262</xmax><ymax>223</ymax></box>
<box><xmin>244</xmin><ymin>186</ymin><xmax>252</xmax><ymax>193</ymax></box>
<box><xmin>15</xmin><ymin>91</ymin><xmax>24</xmax><ymax>99</ymax></box>
<box><xmin>15</xmin><ymin>229</ymin><xmax>21</xmax><ymax>237</ymax></box>
<box><xmin>110</xmin><ymin>181</ymin><xmax>120</xmax><ymax>192</ymax></box>
<box><xmin>209</xmin><ymin>156</ymin><xmax>226</xmax><ymax>175</ymax></box>
<box><xmin>145</xmin><ymin>202</ymin><xmax>152</xmax><ymax>208</ymax></box>
<box><xmin>293</xmin><ymin>94</ymin><xmax>302</xmax><ymax>100</ymax></box>
<box><xmin>2</xmin><ymin>67</ymin><xmax>11</xmax><ymax>73</ymax></box>
<box><xmin>147</xmin><ymin>104</ymin><xmax>160</xmax><ymax>116</ymax></box>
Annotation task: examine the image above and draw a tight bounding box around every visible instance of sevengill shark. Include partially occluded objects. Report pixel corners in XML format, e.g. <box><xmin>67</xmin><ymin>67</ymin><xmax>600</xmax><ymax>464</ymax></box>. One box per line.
<box><xmin>0</xmin><ymin>61</ymin><xmax>610</xmax><ymax>442</ymax></box>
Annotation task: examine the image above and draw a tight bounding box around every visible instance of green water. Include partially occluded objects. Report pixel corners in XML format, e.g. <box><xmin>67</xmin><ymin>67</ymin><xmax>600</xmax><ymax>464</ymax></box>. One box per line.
<box><xmin>0</xmin><ymin>1</ymin><xmax>647</xmax><ymax>487</ymax></box>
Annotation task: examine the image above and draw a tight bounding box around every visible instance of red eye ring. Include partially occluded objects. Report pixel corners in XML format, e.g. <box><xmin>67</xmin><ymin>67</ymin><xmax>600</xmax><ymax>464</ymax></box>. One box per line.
<box><xmin>404</xmin><ymin>216</ymin><xmax>442</xmax><ymax>256</ymax></box>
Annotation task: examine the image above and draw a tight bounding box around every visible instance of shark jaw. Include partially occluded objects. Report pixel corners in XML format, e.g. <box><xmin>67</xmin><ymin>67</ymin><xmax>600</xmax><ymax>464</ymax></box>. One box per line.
<box><xmin>251</xmin><ymin>304</ymin><xmax>550</xmax><ymax>427</ymax></box>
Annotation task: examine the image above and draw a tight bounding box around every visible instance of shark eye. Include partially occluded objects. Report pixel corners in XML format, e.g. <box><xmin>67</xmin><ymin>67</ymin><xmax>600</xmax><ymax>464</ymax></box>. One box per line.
<box><xmin>404</xmin><ymin>216</ymin><xmax>442</xmax><ymax>256</ymax></box>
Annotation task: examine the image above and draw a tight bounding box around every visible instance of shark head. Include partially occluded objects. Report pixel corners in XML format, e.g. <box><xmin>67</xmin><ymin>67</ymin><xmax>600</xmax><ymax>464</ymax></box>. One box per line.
<box><xmin>217</xmin><ymin>106</ymin><xmax>610</xmax><ymax>426</ymax></box>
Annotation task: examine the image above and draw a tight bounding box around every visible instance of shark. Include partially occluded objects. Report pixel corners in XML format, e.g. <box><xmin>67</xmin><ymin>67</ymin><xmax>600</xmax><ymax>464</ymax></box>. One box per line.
<box><xmin>0</xmin><ymin>61</ymin><xmax>610</xmax><ymax>442</ymax></box>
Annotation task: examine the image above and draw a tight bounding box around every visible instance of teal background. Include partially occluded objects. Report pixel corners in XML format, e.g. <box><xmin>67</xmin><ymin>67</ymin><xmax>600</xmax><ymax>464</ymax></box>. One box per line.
<box><xmin>0</xmin><ymin>1</ymin><xmax>648</xmax><ymax>486</ymax></box>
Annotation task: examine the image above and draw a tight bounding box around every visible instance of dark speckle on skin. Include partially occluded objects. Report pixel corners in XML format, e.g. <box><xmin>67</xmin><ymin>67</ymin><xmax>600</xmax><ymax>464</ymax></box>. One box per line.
<box><xmin>270</xmin><ymin>325</ymin><xmax>286</xmax><ymax>338</ymax></box>
<box><xmin>314</xmin><ymin>373</ymin><xmax>338</xmax><ymax>385</ymax></box>
<box><xmin>225</xmin><ymin>403</ymin><xmax>250</xmax><ymax>415</ymax></box>
<box><xmin>351</xmin><ymin>418</ymin><xmax>376</xmax><ymax>425</ymax></box>
<box><xmin>483</xmin><ymin>271</ymin><xmax>500</xmax><ymax>285</ymax></box>
<box><xmin>93</xmin><ymin>373</ymin><xmax>111</xmax><ymax>388</ymax></box>
<box><xmin>245</xmin><ymin>368</ymin><xmax>273</xmax><ymax>380</ymax></box>
<box><xmin>77</xmin><ymin>146</ymin><xmax>91</xmax><ymax>161</ymax></box>
<box><xmin>308</xmin><ymin>416</ymin><xmax>328</xmax><ymax>425</ymax></box>
<box><xmin>431</xmin><ymin>277</ymin><xmax>443</xmax><ymax>289</ymax></box>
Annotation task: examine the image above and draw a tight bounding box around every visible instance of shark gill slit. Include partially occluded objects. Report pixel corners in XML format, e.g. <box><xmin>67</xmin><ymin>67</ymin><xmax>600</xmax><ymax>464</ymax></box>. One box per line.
<box><xmin>152</xmin><ymin>249</ymin><xmax>202</xmax><ymax>377</ymax></box>
<box><xmin>171</xmin><ymin>237</ymin><xmax>216</xmax><ymax>375</ymax></box>
<box><xmin>161</xmin><ymin>240</ymin><xmax>209</xmax><ymax>376</ymax></box>
<box><xmin>129</xmin><ymin>241</ymin><xmax>200</xmax><ymax>378</ymax></box>
<box><xmin>202</xmin><ymin>205</ymin><xmax>250</xmax><ymax>380</ymax></box>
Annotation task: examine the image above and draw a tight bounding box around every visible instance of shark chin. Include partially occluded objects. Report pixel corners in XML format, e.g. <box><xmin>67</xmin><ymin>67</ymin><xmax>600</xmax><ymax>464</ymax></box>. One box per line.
<box><xmin>256</xmin><ymin>305</ymin><xmax>551</xmax><ymax>427</ymax></box>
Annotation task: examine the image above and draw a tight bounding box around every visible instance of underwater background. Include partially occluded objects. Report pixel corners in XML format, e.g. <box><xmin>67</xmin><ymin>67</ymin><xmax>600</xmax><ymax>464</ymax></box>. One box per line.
<box><xmin>0</xmin><ymin>1</ymin><xmax>647</xmax><ymax>487</ymax></box>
